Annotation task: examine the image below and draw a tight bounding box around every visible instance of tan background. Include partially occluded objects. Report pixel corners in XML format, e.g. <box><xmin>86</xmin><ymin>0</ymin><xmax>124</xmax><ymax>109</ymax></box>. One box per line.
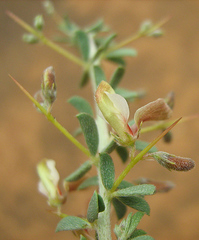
<box><xmin>1</xmin><ymin>1</ymin><xmax>199</xmax><ymax>240</ymax></box>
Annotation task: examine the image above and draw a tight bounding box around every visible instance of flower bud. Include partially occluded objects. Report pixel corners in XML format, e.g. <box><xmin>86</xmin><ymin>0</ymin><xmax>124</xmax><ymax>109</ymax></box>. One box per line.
<box><xmin>139</xmin><ymin>20</ymin><xmax>153</xmax><ymax>35</ymax></box>
<box><xmin>148</xmin><ymin>29</ymin><xmax>164</xmax><ymax>38</ymax></box>
<box><xmin>37</xmin><ymin>159</ymin><xmax>66</xmax><ymax>207</ymax></box>
<box><xmin>42</xmin><ymin>0</ymin><xmax>54</xmax><ymax>15</ymax></box>
<box><xmin>95</xmin><ymin>81</ymin><xmax>135</xmax><ymax>146</ymax></box>
<box><xmin>41</xmin><ymin>66</ymin><xmax>57</xmax><ymax>105</ymax></box>
<box><xmin>22</xmin><ymin>33</ymin><xmax>39</xmax><ymax>44</ymax></box>
<box><xmin>149</xmin><ymin>151</ymin><xmax>195</xmax><ymax>171</ymax></box>
<box><xmin>134</xmin><ymin>98</ymin><xmax>172</xmax><ymax>129</ymax></box>
<box><xmin>34</xmin><ymin>15</ymin><xmax>44</xmax><ymax>31</ymax></box>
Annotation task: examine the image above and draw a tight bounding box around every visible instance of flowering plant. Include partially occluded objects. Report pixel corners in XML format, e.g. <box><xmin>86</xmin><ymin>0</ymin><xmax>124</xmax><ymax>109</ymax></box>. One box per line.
<box><xmin>8</xmin><ymin>1</ymin><xmax>197</xmax><ymax>240</ymax></box>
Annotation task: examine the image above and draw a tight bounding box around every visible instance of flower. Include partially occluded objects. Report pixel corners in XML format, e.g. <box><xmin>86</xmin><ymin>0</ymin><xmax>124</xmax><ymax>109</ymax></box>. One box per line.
<box><xmin>37</xmin><ymin>159</ymin><xmax>65</xmax><ymax>207</ymax></box>
<box><xmin>95</xmin><ymin>81</ymin><xmax>134</xmax><ymax>146</ymax></box>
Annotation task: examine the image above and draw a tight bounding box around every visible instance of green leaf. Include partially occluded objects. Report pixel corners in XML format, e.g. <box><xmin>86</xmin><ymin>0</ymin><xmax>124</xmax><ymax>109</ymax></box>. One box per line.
<box><xmin>128</xmin><ymin>229</ymin><xmax>147</xmax><ymax>239</ymax></box>
<box><xmin>117</xmin><ymin>196</ymin><xmax>150</xmax><ymax>215</ymax></box>
<box><xmin>131</xmin><ymin>236</ymin><xmax>155</xmax><ymax>240</ymax></box>
<box><xmin>78</xmin><ymin>176</ymin><xmax>98</xmax><ymax>190</ymax></box>
<box><xmin>118</xmin><ymin>180</ymin><xmax>134</xmax><ymax>189</ymax></box>
<box><xmin>106</xmin><ymin>48</ymin><xmax>137</xmax><ymax>58</ymax></box>
<box><xmin>93</xmin><ymin>65</ymin><xmax>106</xmax><ymax>86</ymax></box>
<box><xmin>100</xmin><ymin>153</ymin><xmax>115</xmax><ymax>190</ymax></box>
<box><xmin>109</xmin><ymin>66</ymin><xmax>125</xmax><ymax>89</ymax></box>
<box><xmin>68</xmin><ymin>96</ymin><xmax>93</xmax><ymax>116</ymax></box>
<box><xmin>87</xmin><ymin>191</ymin><xmax>99</xmax><ymax>223</ymax></box>
<box><xmin>115</xmin><ymin>88</ymin><xmax>145</xmax><ymax>102</ymax></box>
<box><xmin>135</xmin><ymin>140</ymin><xmax>158</xmax><ymax>153</ymax></box>
<box><xmin>101</xmin><ymin>33</ymin><xmax>117</xmax><ymax>50</ymax></box>
<box><xmin>64</xmin><ymin>161</ymin><xmax>92</xmax><ymax>182</ymax></box>
<box><xmin>102</xmin><ymin>140</ymin><xmax>117</xmax><ymax>154</ymax></box>
<box><xmin>76</xmin><ymin>30</ymin><xmax>90</xmax><ymax>61</ymax></box>
<box><xmin>86</xmin><ymin>19</ymin><xmax>104</xmax><ymax>33</ymax></box>
<box><xmin>56</xmin><ymin>216</ymin><xmax>90</xmax><ymax>232</ymax></box>
<box><xmin>77</xmin><ymin>113</ymin><xmax>99</xmax><ymax>156</ymax></box>
<box><xmin>87</xmin><ymin>191</ymin><xmax>105</xmax><ymax>223</ymax></box>
<box><xmin>116</xmin><ymin>146</ymin><xmax>129</xmax><ymax>163</ymax></box>
<box><xmin>98</xmin><ymin>194</ymin><xmax>105</xmax><ymax>212</ymax></box>
<box><xmin>79</xmin><ymin>70</ymin><xmax>89</xmax><ymax>88</ymax></box>
<box><xmin>112</xmin><ymin>197</ymin><xmax>127</xmax><ymax>220</ymax></box>
<box><xmin>106</xmin><ymin>57</ymin><xmax>126</xmax><ymax>66</ymax></box>
<box><xmin>115</xmin><ymin>184</ymin><xmax>156</xmax><ymax>197</ymax></box>
<box><xmin>126</xmin><ymin>212</ymin><xmax>145</xmax><ymax>238</ymax></box>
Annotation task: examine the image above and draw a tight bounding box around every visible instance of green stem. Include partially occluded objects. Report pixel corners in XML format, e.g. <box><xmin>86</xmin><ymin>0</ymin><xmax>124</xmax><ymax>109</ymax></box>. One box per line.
<box><xmin>7</xmin><ymin>11</ymin><xmax>85</xmax><ymax>67</ymax></box>
<box><xmin>9</xmin><ymin>75</ymin><xmax>90</xmax><ymax>157</ymax></box>
<box><xmin>111</xmin><ymin>117</ymin><xmax>181</xmax><ymax>192</ymax></box>
<box><xmin>106</xmin><ymin>16</ymin><xmax>170</xmax><ymax>53</ymax></box>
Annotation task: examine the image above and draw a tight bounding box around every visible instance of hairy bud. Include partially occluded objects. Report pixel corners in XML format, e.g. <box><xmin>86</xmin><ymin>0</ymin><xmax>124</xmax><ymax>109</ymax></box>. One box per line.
<box><xmin>34</xmin><ymin>15</ymin><xmax>44</xmax><ymax>31</ymax></box>
<box><xmin>41</xmin><ymin>66</ymin><xmax>57</xmax><ymax>105</ymax></box>
<box><xmin>149</xmin><ymin>151</ymin><xmax>195</xmax><ymax>171</ymax></box>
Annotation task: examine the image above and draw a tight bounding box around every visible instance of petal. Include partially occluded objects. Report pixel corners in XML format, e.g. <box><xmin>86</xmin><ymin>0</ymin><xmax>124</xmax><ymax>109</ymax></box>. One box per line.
<box><xmin>46</xmin><ymin>159</ymin><xmax>60</xmax><ymax>186</ymax></box>
<box><xmin>105</xmin><ymin>92</ymin><xmax>129</xmax><ymax>122</ymax></box>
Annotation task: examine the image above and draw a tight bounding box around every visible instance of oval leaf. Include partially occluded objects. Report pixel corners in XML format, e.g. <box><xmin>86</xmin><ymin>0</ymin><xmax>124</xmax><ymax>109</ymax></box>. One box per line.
<box><xmin>100</xmin><ymin>153</ymin><xmax>115</xmax><ymax>190</ymax></box>
<box><xmin>110</xmin><ymin>66</ymin><xmax>125</xmax><ymax>89</ymax></box>
<box><xmin>56</xmin><ymin>216</ymin><xmax>90</xmax><ymax>232</ymax></box>
<box><xmin>117</xmin><ymin>196</ymin><xmax>150</xmax><ymax>215</ymax></box>
<box><xmin>115</xmin><ymin>184</ymin><xmax>156</xmax><ymax>197</ymax></box>
<box><xmin>132</xmin><ymin>236</ymin><xmax>155</xmax><ymax>240</ymax></box>
<box><xmin>112</xmin><ymin>197</ymin><xmax>127</xmax><ymax>220</ymax></box>
<box><xmin>68</xmin><ymin>96</ymin><xmax>93</xmax><ymax>116</ymax></box>
<box><xmin>64</xmin><ymin>161</ymin><xmax>92</xmax><ymax>182</ymax></box>
<box><xmin>77</xmin><ymin>113</ymin><xmax>99</xmax><ymax>156</ymax></box>
<box><xmin>116</xmin><ymin>146</ymin><xmax>129</xmax><ymax>163</ymax></box>
<box><xmin>106</xmin><ymin>48</ymin><xmax>137</xmax><ymax>58</ymax></box>
<box><xmin>76</xmin><ymin>30</ymin><xmax>89</xmax><ymax>61</ymax></box>
<box><xmin>93</xmin><ymin>65</ymin><xmax>106</xmax><ymax>87</ymax></box>
<box><xmin>78</xmin><ymin>176</ymin><xmax>98</xmax><ymax>190</ymax></box>
<box><xmin>87</xmin><ymin>191</ymin><xmax>99</xmax><ymax>223</ymax></box>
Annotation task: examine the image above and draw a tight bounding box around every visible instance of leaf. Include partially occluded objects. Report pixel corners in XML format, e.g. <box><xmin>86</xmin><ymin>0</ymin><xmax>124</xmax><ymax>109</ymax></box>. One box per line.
<box><xmin>86</xmin><ymin>19</ymin><xmax>104</xmax><ymax>33</ymax></box>
<box><xmin>106</xmin><ymin>48</ymin><xmax>137</xmax><ymax>58</ymax></box>
<box><xmin>100</xmin><ymin>153</ymin><xmax>115</xmax><ymax>190</ymax></box>
<box><xmin>101</xmin><ymin>33</ymin><xmax>117</xmax><ymax>50</ymax></box>
<box><xmin>117</xmin><ymin>196</ymin><xmax>150</xmax><ymax>215</ymax></box>
<box><xmin>115</xmin><ymin>184</ymin><xmax>156</xmax><ymax>197</ymax></box>
<box><xmin>106</xmin><ymin>57</ymin><xmax>126</xmax><ymax>66</ymax></box>
<box><xmin>56</xmin><ymin>216</ymin><xmax>90</xmax><ymax>232</ymax></box>
<box><xmin>112</xmin><ymin>197</ymin><xmax>127</xmax><ymax>220</ymax></box>
<box><xmin>76</xmin><ymin>30</ymin><xmax>90</xmax><ymax>61</ymax></box>
<box><xmin>118</xmin><ymin>180</ymin><xmax>134</xmax><ymax>189</ymax></box>
<box><xmin>87</xmin><ymin>191</ymin><xmax>99</xmax><ymax>223</ymax></box>
<box><xmin>87</xmin><ymin>191</ymin><xmax>105</xmax><ymax>223</ymax></box>
<box><xmin>68</xmin><ymin>96</ymin><xmax>93</xmax><ymax>116</ymax></box>
<box><xmin>64</xmin><ymin>161</ymin><xmax>92</xmax><ymax>182</ymax></box>
<box><xmin>78</xmin><ymin>176</ymin><xmax>98</xmax><ymax>190</ymax></box>
<box><xmin>131</xmin><ymin>236</ymin><xmax>155</xmax><ymax>240</ymax></box>
<box><xmin>102</xmin><ymin>140</ymin><xmax>117</xmax><ymax>154</ymax></box>
<box><xmin>98</xmin><ymin>194</ymin><xmax>105</xmax><ymax>212</ymax></box>
<box><xmin>93</xmin><ymin>65</ymin><xmax>106</xmax><ymax>87</ymax></box>
<box><xmin>129</xmin><ymin>229</ymin><xmax>147</xmax><ymax>239</ymax></box>
<box><xmin>135</xmin><ymin>140</ymin><xmax>158</xmax><ymax>153</ymax></box>
<box><xmin>126</xmin><ymin>212</ymin><xmax>145</xmax><ymax>238</ymax></box>
<box><xmin>79</xmin><ymin>70</ymin><xmax>89</xmax><ymax>88</ymax></box>
<box><xmin>109</xmin><ymin>66</ymin><xmax>125</xmax><ymax>89</ymax></box>
<box><xmin>115</xmin><ymin>88</ymin><xmax>145</xmax><ymax>102</ymax></box>
<box><xmin>116</xmin><ymin>146</ymin><xmax>129</xmax><ymax>163</ymax></box>
<box><xmin>77</xmin><ymin>113</ymin><xmax>99</xmax><ymax>156</ymax></box>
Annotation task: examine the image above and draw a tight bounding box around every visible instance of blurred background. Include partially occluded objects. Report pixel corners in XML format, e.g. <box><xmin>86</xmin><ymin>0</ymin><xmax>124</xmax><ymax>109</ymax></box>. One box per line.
<box><xmin>1</xmin><ymin>1</ymin><xmax>199</xmax><ymax>240</ymax></box>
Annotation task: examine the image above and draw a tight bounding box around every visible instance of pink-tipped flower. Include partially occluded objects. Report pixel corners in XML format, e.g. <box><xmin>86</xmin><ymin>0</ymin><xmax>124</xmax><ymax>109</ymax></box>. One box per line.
<box><xmin>37</xmin><ymin>159</ymin><xmax>65</xmax><ymax>207</ymax></box>
<box><xmin>148</xmin><ymin>151</ymin><xmax>195</xmax><ymax>171</ymax></box>
<box><xmin>95</xmin><ymin>81</ymin><xmax>134</xmax><ymax>146</ymax></box>
<box><xmin>133</xmin><ymin>98</ymin><xmax>172</xmax><ymax>133</ymax></box>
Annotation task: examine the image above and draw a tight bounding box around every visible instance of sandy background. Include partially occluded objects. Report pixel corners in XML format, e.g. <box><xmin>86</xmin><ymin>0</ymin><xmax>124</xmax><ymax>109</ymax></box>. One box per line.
<box><xmin>1</xmin><ymin>1</ymin><xmax>199</xmax><ymax>240</ymax></box>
